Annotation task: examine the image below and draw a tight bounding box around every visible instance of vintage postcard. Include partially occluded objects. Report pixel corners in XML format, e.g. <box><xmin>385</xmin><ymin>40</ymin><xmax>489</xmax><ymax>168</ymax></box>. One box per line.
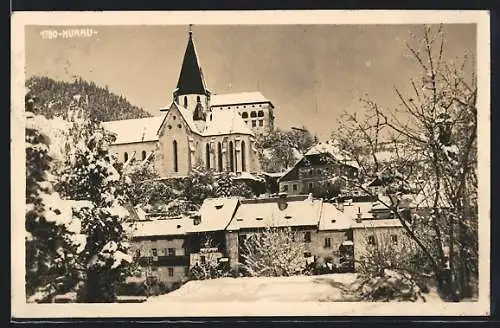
<box><xmin>11</xmin><ymin>10</ymin><xmax>490</xmax><ymax>318</ymax></box>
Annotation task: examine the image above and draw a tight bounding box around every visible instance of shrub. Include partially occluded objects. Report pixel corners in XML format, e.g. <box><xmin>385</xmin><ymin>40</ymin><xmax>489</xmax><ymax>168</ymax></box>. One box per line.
<box><xmin>356</xmin><ymin>269</ymin><xmax>425</xmax><ymax>302</ymax></box>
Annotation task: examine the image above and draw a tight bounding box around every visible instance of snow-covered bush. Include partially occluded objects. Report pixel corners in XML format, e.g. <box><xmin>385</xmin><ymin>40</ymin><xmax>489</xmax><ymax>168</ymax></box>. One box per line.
<box><xmin>240</xmin><ymin>227</ymin><xmax>310</xmax><ymax>277</ymax></box>
<box><xmin>356</xmin><ymin>269</ymin><xmax>426</xmax><ymax>302</ymax></box>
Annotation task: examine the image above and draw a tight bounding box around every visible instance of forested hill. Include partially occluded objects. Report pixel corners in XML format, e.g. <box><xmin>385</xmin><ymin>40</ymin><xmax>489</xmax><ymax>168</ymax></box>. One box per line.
<box><xmin>26</xmin><ymin>76</ymin><xmax>152</xmax><ymax>122</ymax></box>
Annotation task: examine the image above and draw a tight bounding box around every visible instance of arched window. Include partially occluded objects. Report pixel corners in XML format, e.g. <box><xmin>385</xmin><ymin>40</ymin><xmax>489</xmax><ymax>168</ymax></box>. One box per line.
<box><xmin>250</xmin><ymin>111</ymin><xmax>257</xmax><ymax>118</ymax></box>
<box><xmin>173</xmin><ymin>140</ymin><xmax>178</xmax><ymax>172</ymax></box>
<box><xmin>196</xmin><ymin>95</ymin><xmax>201</xmax><ymax>103</ymax></box>
<box><xmin>241</xmin><ymin>141</ymin><xmax>246</xmax><ymax>172</ymax></box>
<box><xmin>124</xmin><ymin>152</ymin><xmax>128</xmax><ymax>162</ymax></box>
<box><xmin>229</xmin><ymin>141</ymin><xmax>234</xmax><ymax>172</ymax></box>
<box><xmin>205</xmin><ymin>143</ymin><xmax>211</xmax><ymax>169</ymax></box>
<box><xmin>257</xmin><ymin>110</ymin><xmax>264</xmax><ymax>117</ymax></box>
<box><xmin>142</xmin><ymin>150</ymin><xmax>147</xmax><ymax>160</ymax></box>
<box><xmin>217</xmin><ymin>142</ymin><xmax>223</xmax><ymax>172</ymax></box>
<box><xmin>183</xmin><ymin>96</ymin><xmax>188</xmax><ymax>108</ymax></box>
<box><xmin>242</xmin><ymin>112</ymin><xmax>248</xmax><ymax>119</ymax></box>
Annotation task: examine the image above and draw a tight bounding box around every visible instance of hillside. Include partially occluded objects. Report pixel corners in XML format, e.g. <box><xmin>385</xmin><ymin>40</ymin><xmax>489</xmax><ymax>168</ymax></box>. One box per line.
<box><xmin>26</xmin><ymin>76</ymin><xmax>151</xmax><ymax>122</ymax></box>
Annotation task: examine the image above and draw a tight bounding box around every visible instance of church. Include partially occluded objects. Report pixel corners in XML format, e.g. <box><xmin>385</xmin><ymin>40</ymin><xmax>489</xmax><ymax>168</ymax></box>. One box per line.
<box><xmin>102</xmin><ymin>28</ymin><xmax>275</xmax><ymax>178</ymax></box>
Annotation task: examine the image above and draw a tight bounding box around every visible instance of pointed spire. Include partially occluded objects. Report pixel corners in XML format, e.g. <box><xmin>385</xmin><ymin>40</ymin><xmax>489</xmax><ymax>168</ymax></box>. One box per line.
<box><xmin>175</xmin><ymin>25</ymin><xmax>208</xmax><ymax>96</ymax></box>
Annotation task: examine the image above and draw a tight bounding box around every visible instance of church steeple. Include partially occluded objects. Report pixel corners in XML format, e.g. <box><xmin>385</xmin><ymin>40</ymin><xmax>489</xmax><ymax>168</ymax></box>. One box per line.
<box><xmin>175</xmin><ymin>25</ymin><xmax>209</xmax><ymax>96</ymax></box>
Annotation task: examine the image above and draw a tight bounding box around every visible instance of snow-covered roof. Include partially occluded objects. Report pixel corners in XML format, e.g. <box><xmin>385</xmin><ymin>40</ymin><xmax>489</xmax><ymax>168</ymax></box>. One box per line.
<box><xmin>232</xmin><ymin>172</ymin><xmax>264</xmax><ymax>182</ymax></box>
<box><xmin>340</xmin><ymin>201</ymin><xmax>375</xmax><ymax>220</ymax></box>
<box><xmin>305</xmin><ymin>141</ymin><xmax>359</xmax><ymax>169</ymax></box>
<box><xmin>227</xmin><ymin>197</ymin><xmax>322</xmax><ymax>231</ymax></box>
<box><xmin>203</xmin><ymin>109</ymin><xmax>254</xmax><ymax>136</ymax></box>
<box><xmin>351</xmin><ymin>219</ymin><xmax>403</xmax><ymax>229</ymax></box>
<box><xmin>318</xmin><ymin>202</ymin><xmax>354</xmax><ymax>231</ymax></box>
<box><xmin>102</xmin><ymin>115</ymin><xmax>166</xmax><ymax>144</ymax></box>
<box><xmin>131</xmin><ymin>217</ymin><xmax>192</xmax><ymax>238</ymax></box>
<box><xmin>210</xmin><ymin>92</ymin><xmax>271</xmax><ymax>107</ymax></box>
<box><xmin>187</xmin><ymin>198</ymin><xmax>240</xmax><ymax>233</ymax></box>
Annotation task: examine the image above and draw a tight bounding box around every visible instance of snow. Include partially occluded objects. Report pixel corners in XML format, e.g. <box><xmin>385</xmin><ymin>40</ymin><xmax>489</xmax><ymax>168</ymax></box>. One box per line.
<box><xmin>101</xmin><ymin>115</ymin><xmax>166</xmax><ymax>144</ymax></box>
<box><xmin>190</xmin><ymin>198</ymin><xmax>240</xmax><ymax>233</ymax></box>
<box><xmin>210</xmin><ymin>92</ymin><xmax>270</xmax><ymax>107</ymax></box>
<box><xmin>111</xmin><ymin>250</ymin><xmax>133</xmax><ymax>269</ymax></box>
<box><xmin>228</xmin><ymin>198</ymin><xmax>323</xmax><ymax>230</ymax></box>
<box><xmin>148</xmin><ymin>274</ymin><xmax>360</xmax><ymax>302</ymax></box>
<box><xmin>203</xmin><ymin>108</ymin><xmax>254</xmax><ymax>136</ymax></box>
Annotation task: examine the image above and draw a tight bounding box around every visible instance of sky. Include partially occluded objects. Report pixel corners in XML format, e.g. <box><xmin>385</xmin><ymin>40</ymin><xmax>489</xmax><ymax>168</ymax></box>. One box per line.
<box><xmin>25</xmin><ymin>24</ymin><xmax>476</xmax><ymax>140</ymax></box>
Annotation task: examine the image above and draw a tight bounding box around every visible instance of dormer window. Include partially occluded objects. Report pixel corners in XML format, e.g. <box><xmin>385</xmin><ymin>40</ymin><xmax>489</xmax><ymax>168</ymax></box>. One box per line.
<box><xmin>256</xmin><ymin>217</ymin><xmax>264</xmax><ymax>221</ymax></box>
<box><xmin>214</xmin><ymin>203</ymin><xmax>224</xmax><ymax>209</ymax></box>
<box><xmin>284</xmin><ymin>215</ymin><xmax>292</xmax><ymax>219</ymax></box>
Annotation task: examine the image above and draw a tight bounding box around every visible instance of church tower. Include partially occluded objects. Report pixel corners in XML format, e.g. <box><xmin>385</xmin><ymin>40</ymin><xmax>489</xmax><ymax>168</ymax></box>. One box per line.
<box><xmin>173</xmin><ymin>25</ymin><xmax>211</xmax><ymax>118</ymax></box>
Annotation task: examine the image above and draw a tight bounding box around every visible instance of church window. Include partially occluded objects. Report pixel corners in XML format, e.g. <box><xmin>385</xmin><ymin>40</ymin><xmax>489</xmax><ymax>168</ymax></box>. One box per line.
<box><xmin>142</xmin><ymin>150</ymin><xmax>147</xmax><ymax>160</ymax></box>
<box><xmin>241</xmin><ymin>141</ymin><xmax>246</xmax><ymax>172</ymax></box>
<box><xmin>183</xmin><ymin>96</ymin><xmax>188</xmax><ymax>108</ymax></box>
<box><xmin>196</xmin><ymin>96</ymin><xmax>200</xmax><ymax>103</ymax></box>
<box><xmin>229</xmin><ymin>141</ymin><xmax>235</xmax><ymax>172</ymax></box>
<box><xmin>206</xmin><ymin>143</ymin><xmax>211</xmax><ymax>169</ymax></box>
<box><xmin>217</xmin><ymin>142</ymin><xmax>223</xmax><ymax>172</ymax></box>
<box><xmin>252</xmin><ymin>120</ymin><xmax>257</xmax><ymax>127</ymax></box>
<box><xmin>244</xmin><ymin>121</ymin><xmax>248</xmax><ymax>125</ymax></box>
<box><xmin>257</xmin><ymin>110</ymin><xmax>264</xmax><ymax>117</ymax></box>
<box><xmin>250</xmin><ymin>111</ymin><xmax>257</xmax><ymax>118</ymax></box>
<box><xmin>259</xmin><ymin>120</ymin><xmax>264</xmax><ymax>126</ymax></box>
<box><xmin>173</xmin><ymin>140</ymin><xmax>178</xmax><ymax>172</ymax></box>
<box><xmin>168</xmin><ymin>125</ymin><xmax>172</xmax><ymax>129</ymax></box>
<box><xmin>173</xmin><ymin>115</ymin><xmax>176</xmax><ymax>120</ymax></box>
<box><xmin>242</xmin><ymin>112</ymin><xmax>248</xmax><ymax>119</ymax></box>
<box><xmin>124</xmin><ymin>152</ymin><xmax>128</xmax><ymax>162</ymax></box>
<box><xmin>178</xmin><ymin>124</ymin><xmax>182</xmax><ymax>129</ymax></box>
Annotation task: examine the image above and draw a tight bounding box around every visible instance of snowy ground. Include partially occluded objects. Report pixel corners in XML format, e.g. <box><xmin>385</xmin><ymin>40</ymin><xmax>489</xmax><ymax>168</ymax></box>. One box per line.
<box><xmin>148</xmin><ymin>274</ymin><xmax>354</xmax><ymax>303</ymax></box>
<box><xmin>147</xmin><ymin>274</ymin><xmax>444</xmax><ymax>303</ymax></box>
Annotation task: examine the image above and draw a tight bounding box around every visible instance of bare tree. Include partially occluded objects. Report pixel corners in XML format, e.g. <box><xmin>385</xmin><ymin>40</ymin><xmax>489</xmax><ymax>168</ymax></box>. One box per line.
<box><xmin>333</xmin><ymin>25</ymin><xmax>477</xmax><ymax>301</ymax></box>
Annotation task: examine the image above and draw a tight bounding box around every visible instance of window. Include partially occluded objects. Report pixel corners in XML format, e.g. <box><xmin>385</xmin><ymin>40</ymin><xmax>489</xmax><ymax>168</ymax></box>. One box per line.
<box><xmin>324</xmin><ymin>237</ymin><xmax>332</xmax><ymax>248</ymax></box>
<box><xmin>178</xmin><ymin>124</ymin><xmax>182</xmax><ymax>129</ymax></box>
<box><xmin>259</xmin><ymin>119</ymin><xmax>264</xmax><ymax>126</ymax></box>
<box><xmin>293</xmin><ymin>184</ymin><xmax>297</xmax><ymax>191</ymax></box>
<box><xmin>196</xmin><ymin>96</ymin><xmax>200</xmax><ymax>103</ymax></box>
<box><xmin>283</xmin><ymin>185</ymin><xmax>289</xmax><ymax>192</ymax></box>
<box><xmin>244</xmin><ymin>120</ymin><xmax>248</xmax><ymax>125</ymax></box>
<box><xmin>250</xmin><ymin>111</ymin><xmax>257</xmax><ymax>118</ymax></box>
<box><xmin>183</xmin><ymin>96</ymin><xmax>187</xmax><ymax>108</ymax></box>
<box><xmin>135</xmin><ymin>249</ymin><xmax>141</xmax><ymax>257</ymax></box>
<box><xmin>200</xmin><ymin>256</ymin><xmax>206</xmax><ymax>265</ymax></box>
<box><xmin>205</xmin><ymin>143</ymin><xmax>211</xmax><ymax>169</ymax></box>
<box><xmin>304</xmin><ymin>231</ymin><xmax>311</xmax><ymax>243</ymax></box>
<box><xmin>367</xmin><ymin>235</ymin><xmax>376</xmax><ymax>246</ymax></box>
<box><xmin>229</xmin><ymin>141</ymin><xmax>235</xmax><ymax>172</ymax></box>
<box><xmin>252</xmin><ymin>120</ymin><xmax>257</xmax><ymax>127</ymax></box>
<box><xmin>168</xmin><ymin>267</ymin><xmax>174</xmax><ymax>277</ymax></box>
<box><xmin>151</xmin><ymin>248</ymin><xmax>158</xmax><ymax>257</ymax></box>
<box><xmin>167</xmin><ymin>248</ymin><xmax>175</xmax><ymax>257</ymax></box>
<box><xmin>308</xmin><ymin>183</ymin><xmax>313</xmax><ymax>192</ymax></box>
<box><xmin>390</xmin><ymin>234</ymin><xmax>398</xmax><ymax>245</ymax></box>
<box><xmin>304</xmin><ymin>252</ymin><xmax>312</xmax><ymax>258</ymax></box>
<box><xmin>173</xmin><ymin>140</ymin><xmax>178</xmax><ymax>172</ymax></box>
<box><xmin>217</xmin><ymin>142</ymin><xmax>223</xmax><ymax>172</ymax></box>
<box><xmin>257</xmin><ymin>110</ymin><xmax>264</xmax><ymax>117</ymax></box>
<box><xmin>241</xmin><ymin>141</ymin><xmax>246</xmax><ymax>172</ymax></box>
<box><xmin>142</xmin><ymin>150</ymin><xmax>147</xmax><ymax>160</ymax></box>
<box><xmin>173</xmin><ymin>115</ymin><xmax>176</xmax><ymax>120</ymax></box>
<box><xmin>124</xmin><ymin>152</ymin><xmax>128</xmax><ymax>162</ymax></box>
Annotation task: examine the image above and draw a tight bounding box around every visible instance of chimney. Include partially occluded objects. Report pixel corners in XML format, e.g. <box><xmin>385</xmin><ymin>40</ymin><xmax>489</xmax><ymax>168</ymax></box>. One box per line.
<box><xmin>277</xmin><ymin>192</ymin><xmax>288</xmax><ymax>211</ymax></box>
<box><xmin>335</xmin><ymin>199</ymin><xmax>344</xmax><ymax>212</ymax></box>
<box><xmin>355</xmin><ymin>206</ymin><xmax>362</xmax><ymax>223</ymax></box>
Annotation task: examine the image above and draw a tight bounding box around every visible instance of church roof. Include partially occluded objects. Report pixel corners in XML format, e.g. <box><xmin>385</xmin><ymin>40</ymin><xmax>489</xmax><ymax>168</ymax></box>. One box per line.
<box><xmin>176</xmin><ymin>31</ymin><xmax>208</xmax><ymax>95</ymax></box>
<box><xmin>101</xmin><ymin>115</ymin><xmax>166</xmax><ymax>144</ymax></box>
<box><xmin>210</xmin><ymin>92</ymin><xmax>272</xmax><ymax>107</ymax></box>
<box><xmin>203</xmin><ymin>109</ymin><xmax>254</xmax><ymax>136</ymax></box>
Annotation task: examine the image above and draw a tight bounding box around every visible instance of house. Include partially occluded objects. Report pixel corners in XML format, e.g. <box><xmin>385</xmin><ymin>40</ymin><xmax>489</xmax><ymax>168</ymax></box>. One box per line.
<box><xmin>278</xmin><ymin>141</ymin><xmax>359</xmax><ymax>197</ymax></box>
<box><xmin>130</xmin><ymin>216</ymin><xmax>193</xmax><ymax>287</ymax></box>
<box><xmin>224</xmin><ymin>193</ymin><xmax>358</xmax><ymax>273</ymax></box>
<box><xmin>102</xmin><ymin>28</ymin><xmax>273</xmax><ymax>178</ymax></box>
